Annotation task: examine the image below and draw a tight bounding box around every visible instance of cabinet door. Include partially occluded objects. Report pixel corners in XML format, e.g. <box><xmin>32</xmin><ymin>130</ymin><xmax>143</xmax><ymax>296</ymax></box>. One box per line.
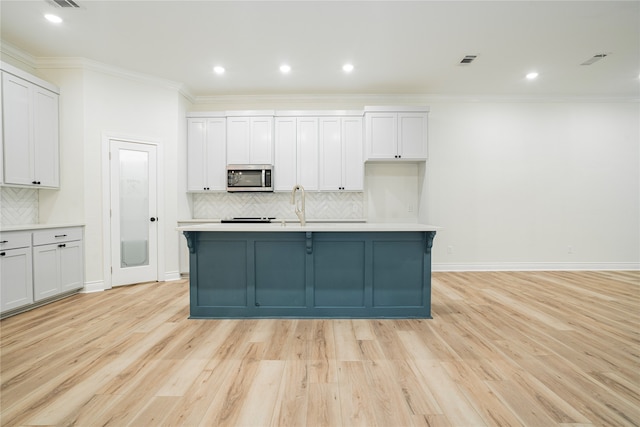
<box><xmin>398</xmin><ymin>112</ymin><xmax>428</xmax><ymax>160</ymax></box>
<box><xmin>296</xmin><ymin>117</ymin><xmax>318</xmax><ymax>190</ymax></box>
<box><xmin>33</xmin><ymin>243</ymin><xmax>60</xmax><ymax>301</ymax></box>
<box><xmin>365</xmin><ymin>112</ymin><xmax>397</xmax><ymax>160</ymax></box>
<box><xmin>32</xmin><ymin>87</ymin><xmax>59</xmax><ymax>187</ymax></box>
<box><xmin>342</xmin><ymin>117</ymin><xmax>364</xmax><ymax>190</ymax></box>
<box><xmin>2</xmin><ymin>72</ymin><xmax>32</xmax><ymax>185</ymax></box>
<box><xmin>0</xmin><ymin>247</ymin><xmax>33</xmax><ymax>312</ymax></box>
<box><xmin>249</xmin><ymin>117</ymin><xmax>273</xmax><ymax>164</ymax></box>
<box><xmin>59</xmin><ymin>240</ymin><xmax>83</xmax><ymax>292</ymax></box>
<box><xmin>187</xmin><ymin>118</ymin><xmax>207</xmax><ymax>191</ymax></box>
<box><xmin>226</xmin><ymin>117</ymin><xmax>251</xmax><ymax>164</ymax></box>
<box><xmin>318</xmin><ymin>118</ymin><xmax>343</xmax><ymax>191</ymax></box>
<box><xmin>205</xmin><ymin>118</ymin><xmax>227</xmax><ymax>190</ymax></box>
<box><xmin>274</xmin><ymin>117</ymin><xmax>297</xmax><ymax>191</ymax></box>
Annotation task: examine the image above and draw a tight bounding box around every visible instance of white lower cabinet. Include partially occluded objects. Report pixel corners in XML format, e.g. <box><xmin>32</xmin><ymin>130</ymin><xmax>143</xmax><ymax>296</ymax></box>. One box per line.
<box><xmin>0</xmin><ymin>232</ymin><xmax>33</xmax><ymax>312</ymax></box>
<box><xmin>33</xmin><ymin>228</ymin><xmax>83</xmax><ymax>301</ymax></box>
<box><xmin>0</xmin><ymin>226</ymin><xmax>84</xmax><ymax>317</ymax></box>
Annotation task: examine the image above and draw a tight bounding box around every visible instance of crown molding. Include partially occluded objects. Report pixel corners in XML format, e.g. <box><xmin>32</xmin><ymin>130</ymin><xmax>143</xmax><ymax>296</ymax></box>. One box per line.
<box><xmin>194</xmin><ymin>92</ymin><xmax>640</xmax><ymax>106</ymax></box>
<box><xmin>0</xmin><ymin>40</ymin><xmax>38</xmax><ymax>71</ymax></box>
<box><xmin>37</xmin><ymin>57</ymin><xmax>187</xmax><ymax>89</ymax></box>
<box><xmin>0</xmin><ymin>40</ymin><xmax>195</xmax><ymax>100</ymax></box>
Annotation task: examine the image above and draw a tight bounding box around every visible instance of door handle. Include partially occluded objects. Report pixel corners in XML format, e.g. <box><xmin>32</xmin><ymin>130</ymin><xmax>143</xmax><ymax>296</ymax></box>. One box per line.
<box><xmin>150</xmin><ymin>217</ymin><xmax>158</xmax><ymax>222</ymax></box>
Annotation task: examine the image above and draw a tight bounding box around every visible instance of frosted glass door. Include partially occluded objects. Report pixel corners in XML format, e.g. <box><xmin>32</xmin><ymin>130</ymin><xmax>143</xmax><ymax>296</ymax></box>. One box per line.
<box><xmin>110</xmin><ymin>141</ymin><xmax>158</xmax><ymax>286</ymax></box>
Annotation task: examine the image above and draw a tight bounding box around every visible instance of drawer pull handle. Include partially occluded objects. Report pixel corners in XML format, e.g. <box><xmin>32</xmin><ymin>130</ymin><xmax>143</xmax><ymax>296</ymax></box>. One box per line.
<box><xmin>54</xmin><ymin>234</ymin><xmax>67</xmax><ymax>238</ymax></box>
<box><xmin>0</xmin><ymin>240</ymin><xmax>8</xmax><ymax>244</ymax></box>
<box><xmin>58</xmin><ymin>243</ymin><xmax>66</xmax><ymax>248</ymax></box>
<box><xmin>0</xmin><ymin>252</ymin><xmax>5</xmax><ymax>256</ymax></box>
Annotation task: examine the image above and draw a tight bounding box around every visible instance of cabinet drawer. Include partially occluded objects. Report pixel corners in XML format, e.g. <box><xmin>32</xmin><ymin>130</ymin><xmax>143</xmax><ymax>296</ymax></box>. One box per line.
<box><xmin>32</xmin><ymin>227</ymin><xmax>82</xmax><ymax>246</ymax></box>
<box><xmin>0</xmin><ymin>232</ymin><xmax>31</xmax><ymax>250</ymax></box>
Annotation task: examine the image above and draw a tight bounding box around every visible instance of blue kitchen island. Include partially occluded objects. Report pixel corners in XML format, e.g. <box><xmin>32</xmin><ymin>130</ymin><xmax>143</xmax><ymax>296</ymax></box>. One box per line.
<box><xmin>178</xmin><ymin>223</ymin><xmax>438</xmax><ymax>319</ymax></box>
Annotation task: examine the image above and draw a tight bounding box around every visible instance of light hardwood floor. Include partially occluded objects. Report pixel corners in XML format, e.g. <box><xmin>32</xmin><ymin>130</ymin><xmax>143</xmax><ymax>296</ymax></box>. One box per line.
<box><xmin>1</xmin><ymin>271</ymin><xmax>638</xmax><ymax>426</ymax></box>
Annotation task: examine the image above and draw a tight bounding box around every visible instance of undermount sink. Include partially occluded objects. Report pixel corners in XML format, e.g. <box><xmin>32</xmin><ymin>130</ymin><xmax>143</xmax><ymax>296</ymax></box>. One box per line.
<box><xmin>221</xmin><ymin>217</ymin><xmax>274</xmax><ymax>223</ymax></box>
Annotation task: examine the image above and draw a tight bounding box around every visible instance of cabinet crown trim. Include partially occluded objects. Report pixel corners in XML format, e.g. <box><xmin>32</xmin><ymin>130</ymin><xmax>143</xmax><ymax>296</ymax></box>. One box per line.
<box><xmin>364</xmin><ymin>105</ymin><xmax>430</xmax><ymax>113</ymax></box>
<box><xmin>1</xmin><ymin>61</ymin><xmax>59</xmax><ymax>94</ymax></box>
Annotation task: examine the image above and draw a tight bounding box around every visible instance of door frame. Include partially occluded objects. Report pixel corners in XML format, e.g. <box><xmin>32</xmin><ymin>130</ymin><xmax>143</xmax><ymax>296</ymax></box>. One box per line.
<box><xmin>101</xmin><ymin>132</ymin><xmax>164</xmax><ymax>290</ymax></box>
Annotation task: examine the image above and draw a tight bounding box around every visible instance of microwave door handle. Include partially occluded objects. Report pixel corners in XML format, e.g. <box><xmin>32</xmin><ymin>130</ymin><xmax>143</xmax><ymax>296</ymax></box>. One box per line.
<box><xmin>262</xmin><ymin>169</ymin><xmax>265</xmax><ymax>187</ymax></box>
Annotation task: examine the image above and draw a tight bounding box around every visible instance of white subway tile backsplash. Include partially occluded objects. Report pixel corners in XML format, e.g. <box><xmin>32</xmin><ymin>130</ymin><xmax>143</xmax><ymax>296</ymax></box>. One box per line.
<box><xmin>193</xmin><ymin>192</ymin><xmax>364</xmax><ymax>220</ymax></box>
<box><xmin>0</xmin><ymin>188</ymin><xmax>38</xmax><ymax>226</ymax></box>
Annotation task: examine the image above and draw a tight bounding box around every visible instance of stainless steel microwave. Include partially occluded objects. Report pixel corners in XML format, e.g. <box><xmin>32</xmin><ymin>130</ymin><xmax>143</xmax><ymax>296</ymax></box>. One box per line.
<box><xmin>227</xmin><ymin>164</ymin><xmax>273</xmax><ymax>192</ymax></box>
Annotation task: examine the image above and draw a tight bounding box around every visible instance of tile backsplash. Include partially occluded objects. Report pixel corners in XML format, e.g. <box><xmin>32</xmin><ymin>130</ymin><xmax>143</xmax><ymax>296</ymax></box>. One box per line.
<box><xmin>193</xmin><ymin>192</ymin><xmax>364</xmax><ymax>220</ymax></box>
<box><xmin>0</xmin><ymin>187</ymin><xmax>38</xmax><ymax>226</ymax></box>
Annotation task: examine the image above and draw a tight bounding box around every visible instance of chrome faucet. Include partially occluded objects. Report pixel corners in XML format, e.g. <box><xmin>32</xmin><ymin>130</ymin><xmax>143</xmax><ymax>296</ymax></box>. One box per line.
<box><xmin>291</xmin><ymin>184</ymin><xmax>306</xmax><ymax>226</ymax></box>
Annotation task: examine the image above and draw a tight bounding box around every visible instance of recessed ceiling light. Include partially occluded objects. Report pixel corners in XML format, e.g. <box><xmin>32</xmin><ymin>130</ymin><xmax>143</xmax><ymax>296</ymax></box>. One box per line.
<box><xmin>526</xmin><ymin>72</ymin><xmax>539</xmax><ymax>80</ymax></box>
<box><xmin>342</xmin><ymin>63</ymin><xmax>354</xmax><ymax>73</ymax></box>
<box><xmin>280</xmin><ymin>64</ymin><xmax>291</xmax><ymax>74</ymax></box>
<box><xmin>213</xmin><ymin>66</ymin><xmax>225</xmax><ymax>75</ymax></box>
<box><xmin>44</xmin><ymin>14</ymin><xmax>63</xmax><ymax>24</ymax></box>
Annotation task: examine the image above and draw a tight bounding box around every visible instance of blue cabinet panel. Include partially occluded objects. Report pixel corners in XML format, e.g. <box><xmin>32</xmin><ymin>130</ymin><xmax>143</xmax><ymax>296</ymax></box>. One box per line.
<box><xmin>255</xmin><ymin>240</ymin><xmax>306</xmax><ymax>307</ymax></box>
<box><xmin>195</xmin><ymin>239</ymin><xmax>247</xmax><ymax>307</ymax></box>
<box><xmin>372</xmin><ymin>240</ymin><xmax>424</xmax><ymax>307</ymax></box>
<box><xmin>313</xmin><ymin>240</ymin><xmax>365</xmax><ymax>307</ymax></box>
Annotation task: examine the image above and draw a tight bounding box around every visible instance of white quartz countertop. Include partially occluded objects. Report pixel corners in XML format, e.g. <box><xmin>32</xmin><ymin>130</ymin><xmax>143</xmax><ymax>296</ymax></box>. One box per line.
<box><xmin>177</xmin><ymin>222</ymin><xmax>439</xmax><ymax>233</ymax></box>
<box><xmin>0</xmin><ymin>223</ymin><xmax>85</xmax><ymax>232</ymax></box>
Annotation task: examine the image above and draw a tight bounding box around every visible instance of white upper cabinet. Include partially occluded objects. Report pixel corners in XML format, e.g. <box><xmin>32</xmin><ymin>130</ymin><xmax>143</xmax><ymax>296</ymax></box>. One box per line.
<box><xmin>342</xmin><ymin>117</ymin><xmax>364</xmax><ymax>190</ymax></box>
<box><xmin>187</xmin><ymin>117</ymin><xmax>226</xmax><ymax>191</ymax></box>
<box><xmin>274</xmin><ymin>117</ymin><xmax>318</xmax><ymax>191</ymax></box>
<box><xmin>1</xmin><ymin>66</ymin><xmax>59</xmax><ymax>188</ymax></box>
<box><xmin>319</xmin><ymin>116</ymin><xmax>363</xmax><ymax>191</ymax></box>
<box><xmin>364</xmin><ymin>107</ymin><xmax>429</xmax><ymax>161</ymax></box>
<box><xmin>297</xmin><ymin>117</ymin><xmax>319</xmax><ymax>191</ymax></box>
<box><xmin>274</xmin><ymin>117</ymin><xmax>297</xmax><ymax>191</ymax></box>
<box><xmin>226</xmin><ymin>115</ymin><xmax>274</xmax><ymax>165</ymax></box>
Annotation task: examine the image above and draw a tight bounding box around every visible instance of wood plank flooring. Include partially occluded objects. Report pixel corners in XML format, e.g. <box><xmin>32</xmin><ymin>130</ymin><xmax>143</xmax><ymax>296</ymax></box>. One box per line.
<box><xmin>1</xmin><ymin>271</ymin><xmax>638</xmax><ymax>426</ymax></box>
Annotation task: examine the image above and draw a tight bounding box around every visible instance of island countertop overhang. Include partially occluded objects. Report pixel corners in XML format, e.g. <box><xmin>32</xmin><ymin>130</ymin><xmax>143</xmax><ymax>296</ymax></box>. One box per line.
<box><xmin>177</xmin><ymin>222</ymin><xmax>440</xmax><ymax>233</ymax></box>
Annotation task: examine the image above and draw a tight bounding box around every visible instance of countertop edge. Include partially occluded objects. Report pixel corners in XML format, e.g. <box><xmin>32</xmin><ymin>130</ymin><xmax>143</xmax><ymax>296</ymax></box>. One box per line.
<box><xmin>0</xmin><ymin>223</ymin><xmax>86</xmax><ymax>232</ymax></box>
<box><xmin>176</xmin><ymin>222</ymin><xmax>440</xmax><ymax>233</ymax></box>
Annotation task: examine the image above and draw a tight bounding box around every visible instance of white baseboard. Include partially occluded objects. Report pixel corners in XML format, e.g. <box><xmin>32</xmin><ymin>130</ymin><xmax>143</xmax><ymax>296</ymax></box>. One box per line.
<box><xmin>163</xmin><ymin>271</ymin><xmax>182</xmax><ymax>281</ymax></box>
<box><xmin>432</xmin><ymin>262</ymin><xmax>640</xmax><ymax>272</ymax></box>
<box><xmin>82</xmin><ymin>280</ymin><xmax>106</xmax><ymax>293</ymax></box>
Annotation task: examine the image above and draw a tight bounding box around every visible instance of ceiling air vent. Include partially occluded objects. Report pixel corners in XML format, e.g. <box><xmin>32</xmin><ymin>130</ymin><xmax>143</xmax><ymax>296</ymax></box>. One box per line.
<box><xmin>48</xmin><ymin>0</ymin><xmax>80</xmax><ymax>8</ymax></box>
<box><xmin>459</xmin><ymin>55</ymin><xmax>478</xmax><ymax>65</ymax></box>
<box><xmin>581</xmin><ymin>53</ymin><xmax>608</xmax><ymax>66</ymax></box>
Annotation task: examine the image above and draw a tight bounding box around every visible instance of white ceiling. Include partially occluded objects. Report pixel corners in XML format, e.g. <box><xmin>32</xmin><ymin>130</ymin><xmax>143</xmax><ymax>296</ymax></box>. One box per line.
<box><xmin>1</xmin><ymin>1</ymin><xmax>639</xmax><ymax>98</ymax></box>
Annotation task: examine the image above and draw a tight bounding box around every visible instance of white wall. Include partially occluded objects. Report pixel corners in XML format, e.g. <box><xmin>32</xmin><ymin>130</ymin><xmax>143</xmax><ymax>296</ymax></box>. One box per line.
<box><xmin>365</xmin><ymin>163</ymin><xmax>420</xmax><ymax>223</ymax></box>
<box><xmin>424</xmin><ymin>101</ymin><xmax>640</xmax><ymax>270</ymax></box>
<box><xmin>38</xmin><ymin>68</ymin><xmax>85</xmax><ymax>225</ymax></box>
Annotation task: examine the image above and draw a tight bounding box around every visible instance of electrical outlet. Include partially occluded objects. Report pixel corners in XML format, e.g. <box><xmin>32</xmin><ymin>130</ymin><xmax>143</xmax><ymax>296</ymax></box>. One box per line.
<box><xmin>567</xmin><ymin>245</ymin><xmax>574</xmax><ymax>254</ymax></box>
<box><xmin>408</xmin><ymin>204</ymin><xmax>414</xmax><ymax>213</ymax></box>
<box><xmin>447</xmin><ymin>245</ymin><xmax>454</xmax><ymax>254</ymax></box>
